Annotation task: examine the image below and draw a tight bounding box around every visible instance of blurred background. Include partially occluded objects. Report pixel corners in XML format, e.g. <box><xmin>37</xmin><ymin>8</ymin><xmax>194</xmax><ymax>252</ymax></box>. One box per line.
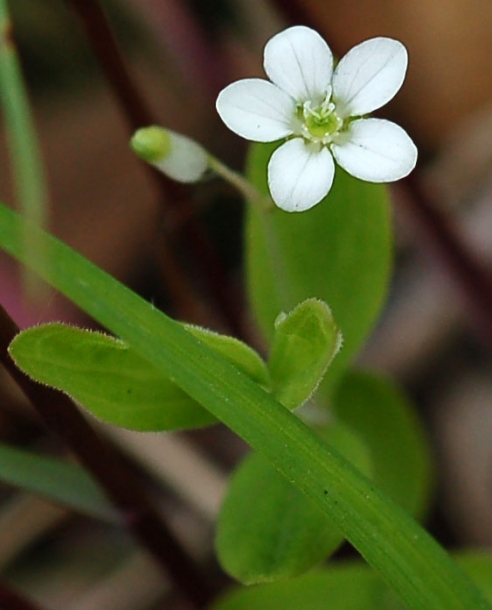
<box><xmin>1</xmin><ymin>0</ymin><xmax>492</xmax><ymax>607</ymax></box>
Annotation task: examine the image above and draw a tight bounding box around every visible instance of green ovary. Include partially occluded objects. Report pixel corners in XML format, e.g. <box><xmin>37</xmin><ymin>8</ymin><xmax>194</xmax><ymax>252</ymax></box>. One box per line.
<box><xmin>305</xmin><ymin>111</ymin><xmax>342</xmax><ymax>140</ymax></box>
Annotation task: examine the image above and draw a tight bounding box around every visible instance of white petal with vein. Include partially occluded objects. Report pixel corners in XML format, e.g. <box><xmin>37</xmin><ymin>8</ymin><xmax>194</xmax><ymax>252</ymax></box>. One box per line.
<box><xmin>264</xmin><ymin>26</ymin><xmax>333</xmax><ymax>104</ymax></box>
<box><xmin>331</xmin><ymin>118</ymin><xmax>417</xmax><ymax>182</ymax></box>
<box><xmin>268</xmin><ymin>138</ymin><xmax>335</xmax><ymax>212</ymax></box>
<box><xmin>216</xmin><ymin>79</ymin><xmax>295</xmax><ymax>142</ymax></box>
<box><xmin>332</xmin><ymin>38</ymin><xmax>408</xmax><ymax>117</ymax></box>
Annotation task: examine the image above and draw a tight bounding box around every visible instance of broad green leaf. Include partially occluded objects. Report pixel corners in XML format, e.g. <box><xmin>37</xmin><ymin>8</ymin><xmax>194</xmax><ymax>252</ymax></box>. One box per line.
<box><xmin>211</xmin><ymin>551</ymin><xmax>492</xmax><ymax>610</ymax></box>
<box><xmin>380</xmin><ymin>552</ymin><xmax>492</xmax><ymax>609</ymax></box>
<box><xmin>268</xmin><ymin>299</ymin><xmax>341</xmax><ymax>410</ymax></box>
<box><xmin>456</xmin><ymin>553</ymin><xmax>492</xmax><ymax>603</ymax></box>
<box><xmin>186</xmin><ymin>324</ymin><xmax>269</xmax><ymax>389</ymax></box>
<box><xmin>9</xmin><ymin>322</ymin><xmax>269</xmax><ymax>432</ymax></box>
<box><xmin>333</xmin><ymin>371</ymin><xmax>433</xmax><ymax>519</ymax></box>
<box><xmin>212</xmin><ymin>553</ymin><xmax>492</xmax><ymax>610</ymax></box>
<box><xmin>216</xmin><ymin>422</ymin><xmax>371</xmax><ymax>584</ymax></box>
<box><xmin>212</xmin><ymin>562</ymin><xmax>384</xmax><ymax>610</ymax></box>
<box><xmin>246</xmin><ymin>142</ymin><xmax>391</xmax><ymax>397</ymax></box>
<box><xmin>0</xmin><ymin>441</ymin><xmax>117</xmax><ymax>521</ymax></box>
<box><xmin>0</xmin><ymin>203</ymin><xmax>489</xmax><ymax>610</ymax></box>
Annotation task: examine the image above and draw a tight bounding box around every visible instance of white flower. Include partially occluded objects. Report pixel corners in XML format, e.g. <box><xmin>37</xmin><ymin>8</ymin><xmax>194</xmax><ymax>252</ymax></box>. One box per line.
<box><xmin>216</xmin><ymin>26</ymin><xmax>417</xmax><ymax>212</ymax></box>
<box><xmin>130</xmin><ymin>125</ymin><xmax>208</xmax><ymax>183</ymax></box>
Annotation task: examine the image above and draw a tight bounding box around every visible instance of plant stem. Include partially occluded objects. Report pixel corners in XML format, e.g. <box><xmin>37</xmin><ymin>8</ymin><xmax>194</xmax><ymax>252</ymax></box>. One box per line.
<box><xmin>0</xmin><ymin>582</ymin><xmax>48</xmax><ymax>610</ymax></box>
<box><xmin>208</xmin><ymin>155</ymin><xmax>274</xmax><ymax>212</ymax></box>
<box><xmin>0</xmin><ymin>304</ymin><xmax>214</xmax><ymax>609</ymax></box>
<box><xmin>66</xmin><ymin>0</ymin><xmax>247</xmax><ymax>338</ymax></box>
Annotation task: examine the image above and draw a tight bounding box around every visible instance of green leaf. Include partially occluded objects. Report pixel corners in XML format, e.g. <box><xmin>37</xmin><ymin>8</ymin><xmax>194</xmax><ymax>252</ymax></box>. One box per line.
<box><xmin>186</xmin><ymin>323</ymin><xmax>269</xmax><ymax>390</ymax></box>
<box><xmin>9</xmin><ymin>322</ymin><xmax>268</xmax><ymax>432</ymax></box>
<box><xmin>0</xmin><ymin>441</ymin><xmax>117</xmax><ymax>521</ymax></box>
<box><xmin>456</xmin><ymin>552</ymin><xmax>492</xmax><ymax>603</ymax></box>
<box><xmin>9</xmin><ymin>323</ymin><xmax>215</xmax><ymax>431</ymax></box>
<box><xmin>379</xmin><ymin>552</ymin><xmax>492</xmax><ymax>609</ymax></box>
<box><xmin>212</xmin><ymin>562</ymin><xmax>384</xmax><ymax>610</ymax></box>
<box><xmin>268</xmin><ymin>298</ymin><xmax>341</xmax><ymax>410</ymax></box>
<box><xmin>212</xmin><ymin>553</ymin><xmax>492</xmax><ymax>610</ymax></box>
<box><xmin>0</xmin><ymin>202</ymin><xmax>489</xmax><ymax>610</ymax></box>
<box><xmin>333</xmin><ymin>371</ymin><xmax>433</xmax><ymax>519</ymax></box>
<box><xmin>246</xmin><ymin>143</ymin><xmax>391</xmax><ymax>397</ymax></box>
<box><xmin>216</xmin><ymin>422</ymin><xmax>371</xmax><ymax>583</ymax></box>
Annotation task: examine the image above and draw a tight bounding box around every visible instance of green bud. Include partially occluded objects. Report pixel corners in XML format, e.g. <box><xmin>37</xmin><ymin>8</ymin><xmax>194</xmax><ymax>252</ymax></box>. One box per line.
<box><xmin>130</xmin><ymin>126</ymin><xmax>171</xmax><ymax>163</ymax></box>
<box><xmin>130</xmin><ymin>126</ymin><xmax>209</xmax><ymax>183</ymax></box>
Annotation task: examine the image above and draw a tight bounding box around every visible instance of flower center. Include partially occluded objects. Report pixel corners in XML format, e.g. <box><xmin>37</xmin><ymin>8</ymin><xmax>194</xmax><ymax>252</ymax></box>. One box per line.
<box><xmin>299</xmin><ymin>95</ymin><xmax>343</xmax><ymax>144</ymax></box>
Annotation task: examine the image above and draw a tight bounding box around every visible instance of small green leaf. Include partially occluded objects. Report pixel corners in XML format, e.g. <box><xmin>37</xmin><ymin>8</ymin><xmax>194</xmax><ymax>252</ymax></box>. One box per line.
<box><xmin>333</xmin><ymin>371</ymin><xmax>433</xmax><ymax>519</ymax></box>
<box><xmin>216</xmin><ymin>422</ymin><xmax>371</xmax><ymax>584</ymax></box>
<box><xmin>212</xmin><ymin>562</ymin><xmax>384</xmax><ymax>610</ymax></box>
<box><xmin>268</xmin><ymin>299</ymin><xmax>341</xmax><ymax>410</ymax></box>
<box><xmin>9</xmin><ymin>322</ymin><xmax>269</xmax><ymax>432</ymax></box>
<box><xmin>0</xmin><ymin>441</ymin><xmax>117</xmax><ymax>521</ymax></box>
<box><xmin>246</xmin><ymin>142</ymin><xmax>391</xmax><ymax>398</ymax></box>
<box><xmin>186</xmin><ymin>324</ymin><xmax>269</xmax><ymax>389</ymax></box>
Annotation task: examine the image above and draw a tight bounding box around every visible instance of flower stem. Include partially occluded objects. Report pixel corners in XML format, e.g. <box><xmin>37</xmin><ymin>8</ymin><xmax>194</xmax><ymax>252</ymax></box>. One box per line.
<box><xmin>0</xmin><ymin>303</ymin><xmax>215</xmax><ymax>609</ymax></box>
<box><xmin>208</xmin><ymin>154</ymin><xmax>274</xmax><ymax>212</ymax></box>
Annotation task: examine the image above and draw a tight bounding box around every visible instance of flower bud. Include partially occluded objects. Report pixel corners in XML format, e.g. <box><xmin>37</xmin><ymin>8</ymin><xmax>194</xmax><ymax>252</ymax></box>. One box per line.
<box><xmin>130</xmin><ymin>126</ymin><xmax>208</xmax><ymax>183</ymax></box>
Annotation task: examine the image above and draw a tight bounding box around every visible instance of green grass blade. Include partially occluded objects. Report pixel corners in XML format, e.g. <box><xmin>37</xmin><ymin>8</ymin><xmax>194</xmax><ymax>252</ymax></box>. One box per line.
<box><xmin>0</xmin><ymin>202</ymin><xmax>489</xmax><ymax>610</ymax></box>
<box><xmin>0</xmin><ymin>441</ymin><xmax>118</xmax><ymax>521</ymax></box>
<box><xmin>0</xmin><ymin>0</ymin><xmax>49</xmax><ymax>294</ymax></box>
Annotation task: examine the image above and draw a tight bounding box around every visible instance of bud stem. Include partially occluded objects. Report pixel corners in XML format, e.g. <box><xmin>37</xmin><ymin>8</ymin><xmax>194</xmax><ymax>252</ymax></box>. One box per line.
<box><xmin>207</xmin><ymin>154</ymin><xmax>274</xmax><ymax>212</ymax></box>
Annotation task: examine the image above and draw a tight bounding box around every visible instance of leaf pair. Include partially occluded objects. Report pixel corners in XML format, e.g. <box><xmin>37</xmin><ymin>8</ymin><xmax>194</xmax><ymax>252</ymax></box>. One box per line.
<box><xmin>8</xmin><ymin>299</ymin><xmax>340</xmax><ymax>432</ymax></box>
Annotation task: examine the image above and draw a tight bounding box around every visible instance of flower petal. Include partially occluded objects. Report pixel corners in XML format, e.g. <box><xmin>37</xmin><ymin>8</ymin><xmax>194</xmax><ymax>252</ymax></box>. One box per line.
<box><xmin>264</xmin><ymin>26</ymin><xmax>333</xmax><ymax>104</ymax></box>
<box><xmin>332</xmin><ymin>38</ymin><xmax>408</xmax><ymax>117</ymax></box>
<box><xmin>155</xmin><ymin>130</ymin><xmax>208</xmax><ymax>183</ymax></box>
<box><xmin>331</xmin><ymin>118</ymin><xmax>417</xmax><ymax>182</ymax></box>
<box><xmin>216</xmin><ymin>79</ymin><xmax>295</xmax><ymax>143</ymax></box>
<box><xmin>268</xmin><ymin>138</ymin><xmax>335</xmax><ymax>212</ymax></box>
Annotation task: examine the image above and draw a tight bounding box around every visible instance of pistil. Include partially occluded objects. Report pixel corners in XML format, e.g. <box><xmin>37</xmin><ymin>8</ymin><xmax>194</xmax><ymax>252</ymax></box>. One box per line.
<box><xmin>301</xmin><ymin>97</ymin><xmax>343</xmax><ymax>144</ymax></box>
